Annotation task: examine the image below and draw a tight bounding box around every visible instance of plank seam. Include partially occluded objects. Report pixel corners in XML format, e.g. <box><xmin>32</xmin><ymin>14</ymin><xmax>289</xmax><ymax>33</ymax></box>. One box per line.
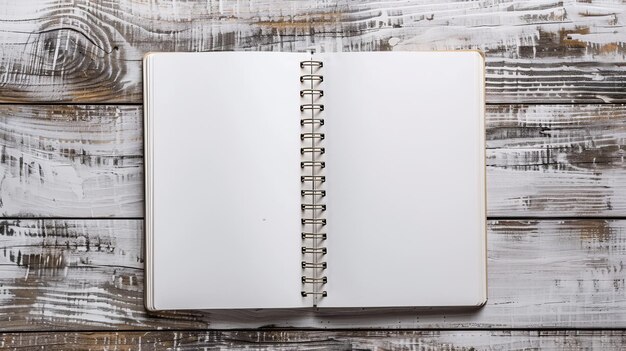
<box><xmin>1</xmin><ymin>102</ymin><xmax>625</xmax><ymax>107</ymax></box>
<box><xmin>2</xmin><ymin>216</ymin><xmax>624</xmax><ymax>221</ymax></box>
<box><xmin>3</xmin><ymin>327</ymin><xmax>626</xmax><ymax>333</ymax></box>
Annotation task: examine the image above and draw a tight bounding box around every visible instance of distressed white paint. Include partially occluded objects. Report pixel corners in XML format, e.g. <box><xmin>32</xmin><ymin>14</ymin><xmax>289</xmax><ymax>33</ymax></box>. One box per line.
<box><xmin>0</xmin><ymin>105</ymin><xmax>142</xmax><ymax>217</ymax></box>
<box><xmin>0</xmin><ymin>0</ymin><xmax>624</xmax><ymax>102</ymax></box>
<box><xmin>0</xmin><ymin>0</ymin><xmax>623</xmax><ymax>343</ymax></box>
<box><xmin>0</xmin><ymin>104</ymin><xmax>622</xmax><ymax>217</ymax></box>
<box><xmin>0</xmin><ymin>219</ymin><xmax>624</xmax><ymax>329</ymax></box>
<box><xmin>1</xmin><ymin>330</ymin><xmax>626</xmax><ymax>350</ymax></box>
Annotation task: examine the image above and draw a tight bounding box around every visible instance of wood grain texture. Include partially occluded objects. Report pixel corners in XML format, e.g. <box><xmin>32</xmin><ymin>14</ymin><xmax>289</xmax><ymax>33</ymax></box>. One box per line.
<box><xmin>0</xmin><ymin>219</ymin><xmax>624</xmax><ymax>330</ymax></box>
<box><xmin>0</xmin><ymin>219</ymin><xmax>208</xmax><ymax>329</ymax></box>
<box><xmin>1</xmin><ymin>104</ymin><xmax>623</xmax><ymax>217</ymax></box>
<box><xmin>0</xmin><ymin>0</ymin><xmax>625</xmax><ymax>103</ymax></box>
<box><xmin>488</xmin><ymin>104</ymin><xmax>626</xmax><ymax>217</ymax></box>
<box><xmin>2</xmin><ymin>0</ymin><xmax>625</xmax><ymax>343</ymax></box>
<box><xmin>1</xmin><ymin>330</ymin><xmax>626</xmax><ymax>350</ymax></box>
<box><xmin>0</xmin><ymin>105</ymin><xmax>142</xmax><ymax>217</ymax></box>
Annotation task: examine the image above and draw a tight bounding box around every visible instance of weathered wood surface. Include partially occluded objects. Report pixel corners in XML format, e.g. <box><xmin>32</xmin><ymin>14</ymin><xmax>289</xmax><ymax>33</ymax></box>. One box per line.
<box><xmin>0</xmin><ymin>105</ymin><xmax>143</xmax><ymax>217</ymax></box>
<box><xmin>1</xmin><ymin>0</ymin><xmax>625</xmax><ymax>103</ymax></box>
<box><xmin>0</xmin><ymin>219</ymin><xmax>624</xmax><ymax>330</ymax></box>
<box><xmin>1</xmin><ymin>0</ymin><xmax>625</xmax><ymax>344</ymax></box>
<box><xmin>1</xmin><ymin>330</ymin><xmax>625</xmax><ymax>350</ymax></box>
<box><xmin>0</xmin><ymin>104</ymin><xmax>623</xmax><ymax>217</ymax></box>
<box><xmin>488</xmin><ymin>104</ymin><xmax>626</xmax><ymax>217</ymax></box>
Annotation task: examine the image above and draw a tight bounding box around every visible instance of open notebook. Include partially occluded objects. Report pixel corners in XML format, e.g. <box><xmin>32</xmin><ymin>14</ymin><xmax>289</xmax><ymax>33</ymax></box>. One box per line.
<box><xmin>143</xmin><ymin>51</ymin><xmax>487</xmax><ymax>310</ymax></box>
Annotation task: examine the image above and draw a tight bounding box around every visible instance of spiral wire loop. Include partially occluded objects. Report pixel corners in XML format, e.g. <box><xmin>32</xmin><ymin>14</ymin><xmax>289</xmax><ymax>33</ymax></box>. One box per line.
<box><xmin>300</xmin><ymin>58</ymin><xmax>327</xmax><ymax>302</ymax></box>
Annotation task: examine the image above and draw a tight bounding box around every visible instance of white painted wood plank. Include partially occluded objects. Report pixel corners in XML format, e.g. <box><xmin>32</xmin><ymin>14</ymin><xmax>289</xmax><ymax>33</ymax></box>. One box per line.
<box><xmin>487</xmin><ymin>104</ymin><xmax>626</xmax><ymax>216</ymax></box>
<box><xmin>0</xmin><ymin>104</ymin><xmax>623</xmax><ymax>217</ymax></box>
<box><xmin>0</xmin><ymin>105</ymin><xmax>142</xmax><ymax>217</ymax></box>
<box><xmin>0</xmin><ymin>0</ymin><xmax>624</xmax><ymax>103</ymax></box>
<box><xmin>1</xmin><ymin>330</ymin><xmax>625</xmax><ymax>350</ymax></box>
<box><xmin>0</xmin><ymin>219</ymin><xmax>624</xmax><ymax>329</ymax></box>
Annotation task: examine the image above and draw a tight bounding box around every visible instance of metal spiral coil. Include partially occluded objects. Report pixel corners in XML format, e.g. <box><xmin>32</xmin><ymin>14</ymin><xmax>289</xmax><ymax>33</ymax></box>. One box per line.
<box><xmin>301</xmin><ymin>189</ymin><xmax>326</xmax><ymax>196</ymax></box>
<box><xmin>301</xmin><ymin>291</ymin><xmax>327</xmax><ymax>297</ymax></box>
<box><xmin>300</xmin><ymin>118</ymin><xmax>324</xmax><ymax>126</ymax></box>
<box><xmin>300</xmin><ymin>58</ymin><xmax>327</xmax><ymax>303</ymax></box>
<box><xmin>301</xmin><ymin>232</ymin><xmax>327</xmax><ymax>240</ymax></box>
<box><xmin>302</xmin><ymin>261</ymin><xmax>327</xmax><ymax>269</ymax></box>
<box><xmin>300</xmin><ymin>60</ymin><xmax>324</xmax><ymax>68</ymax></box>
<box><xmin>301</xmin><ymin>175</ymin><xmax>325</xmax><ymax>183</ymax></box>
<box><xmin>301</xmin><ymin>161</ymin><xmax>325</xmax><ymax>168</ymax></box>
<box><xmin>301</xmin><ymin>133</ymin><xmax>325</xmax><ymax>140</ymax></box>
<box><xmin>300</xmin><ymin>74</ymin><xmax>324</xmax><ymax>83</ymax></box>
<box><xmin>300</xmin><ymin>104</ymin><xmax>324</xmax><ymax>112</ymax></box>
<box><xmin>300</xmin><ymin>89</ymin><xmax>324</xmax><ymax>97</ymax></box>
<box><xmin>302</xmin><ymin>276</ymin><xmax>328</xmax><ymax>284</ymax></box>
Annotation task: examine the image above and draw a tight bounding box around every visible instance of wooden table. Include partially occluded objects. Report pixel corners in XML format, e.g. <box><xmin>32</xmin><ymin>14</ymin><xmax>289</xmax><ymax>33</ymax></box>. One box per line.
<box><xmin>0</xmin><ymin>0</ymin><xmax>625</xmax><ymax>349</ymax></box>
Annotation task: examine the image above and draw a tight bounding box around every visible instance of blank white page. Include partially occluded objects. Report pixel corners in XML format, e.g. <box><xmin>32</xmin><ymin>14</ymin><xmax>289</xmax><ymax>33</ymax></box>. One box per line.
<box><xmin>319</xmin><ymin>52</ymin><xmax>486</xmax><ymax>308</ymax></box>
<box><xmin>145</xmin><ymin>52</ymin><xmax>307</xmax><ymax>309</ymax></box>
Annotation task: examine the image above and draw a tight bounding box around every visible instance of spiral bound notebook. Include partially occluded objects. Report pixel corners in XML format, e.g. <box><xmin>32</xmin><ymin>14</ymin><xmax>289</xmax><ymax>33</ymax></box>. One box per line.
<box><xmin>143</xmin><ymin>51</ymin><xmax>487</xmax><ymax>310</ymax></box>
